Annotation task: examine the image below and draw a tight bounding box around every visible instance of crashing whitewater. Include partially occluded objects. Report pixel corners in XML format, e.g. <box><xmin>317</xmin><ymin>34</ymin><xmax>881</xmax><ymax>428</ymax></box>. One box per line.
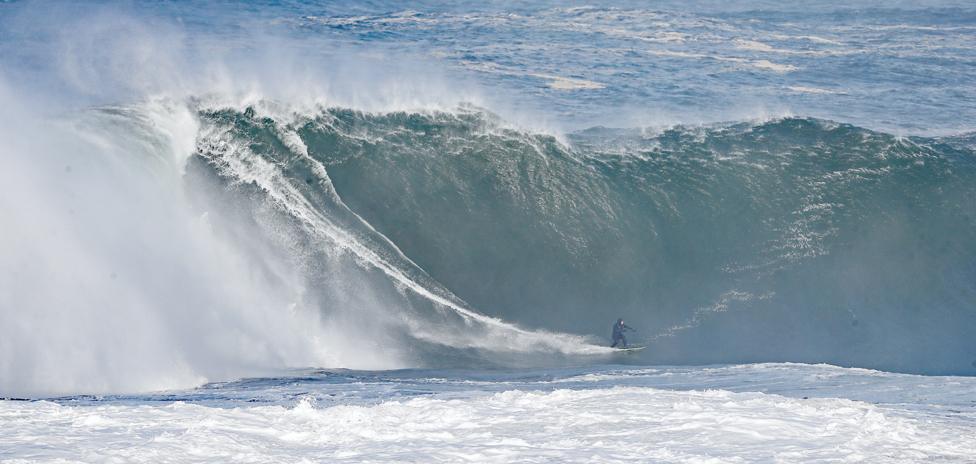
<box><xmin>3</xmin><ymin>96</ymin><xmax>974</xmax><ymax>397</ymax></box>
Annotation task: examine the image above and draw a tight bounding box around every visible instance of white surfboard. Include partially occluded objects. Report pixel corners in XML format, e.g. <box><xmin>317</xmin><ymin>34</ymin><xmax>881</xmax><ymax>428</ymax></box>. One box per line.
<box><xmin>613</xmin><ymin>345</ymin><xmax>646</xmax><ymax>353</ymax></box>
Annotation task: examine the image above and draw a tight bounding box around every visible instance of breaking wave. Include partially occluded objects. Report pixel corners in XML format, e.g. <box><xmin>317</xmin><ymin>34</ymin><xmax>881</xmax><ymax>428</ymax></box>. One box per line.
<box><xmin>200</xmin><ymin>105</ymin><xmax>976</xmax><ymax>376</ymax></box>
<box><xmin>3</xmin><ymin>94</ymin><xmax>975</xmax><ymax>396</ymax></box>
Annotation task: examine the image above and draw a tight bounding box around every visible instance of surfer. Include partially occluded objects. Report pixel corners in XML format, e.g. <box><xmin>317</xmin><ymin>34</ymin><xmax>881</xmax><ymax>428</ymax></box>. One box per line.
<box><xmin>610</xmin><ymin>318</ymin><xmax>634</xmax><ymax>348</ymax></box>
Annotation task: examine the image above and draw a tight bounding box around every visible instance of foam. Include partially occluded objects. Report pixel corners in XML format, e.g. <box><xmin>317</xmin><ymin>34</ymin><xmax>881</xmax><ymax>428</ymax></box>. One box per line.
<box><xmin>3</xmin><ymin>386</ymin><xmax>973</xmax><ymax>462</ymax></box>
<box><xmin>750</xmin><ymin>59</ymin><xmax>798</xmax><ymax>73</ymax></box>
<box><xmin>788</xmin><ymin>85</ymin><xmax>841</xmax><ymax>94</ymax></box>
<box><xmin>535</xmin><ymin>74</ymin><xmax>606</xmax><ymax>90</ymax></box>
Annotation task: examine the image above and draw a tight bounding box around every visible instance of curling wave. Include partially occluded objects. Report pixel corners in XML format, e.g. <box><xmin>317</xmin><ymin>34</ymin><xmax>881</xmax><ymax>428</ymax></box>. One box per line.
<box><xmin>3</xmin><ymin>97</ymin><xmax>974</xmax><ymax>397</ymax></box>
<box><xmin>195</xmin><ymin>104</ymin><xmax>976</xmax><ymax>375</ymax></box>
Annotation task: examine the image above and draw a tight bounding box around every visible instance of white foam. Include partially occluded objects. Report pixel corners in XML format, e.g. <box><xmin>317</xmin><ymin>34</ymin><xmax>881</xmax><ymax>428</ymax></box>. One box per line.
<box><xmin>788</xmin><ymin>85</ymin><xmax>841</xmax><ymax>94</ymax></box>
<box><xmin>3</xmin><ymin>386</ymin><xmax>973</xmax><ymax>462</ymax></box>
<box><xmin>788</xmin><ymin>35</ymin><xmax>845</xmax><ymax>46</ymax></box>
<box><xmin>644</xmin><ymin>50</ymin><xmax>798</xmax><ymax>73</ymax></box>
<box><xmin>751</xmin><ymin>59</ymin><xmax>798</xmax><ymax>73</ymax></box>
<box><xmin>534</xmin><ymin>74</ymin><xmax>606</xmax><ymax>90</ymax></box>
<box><xmin>735</xmin><ymin>39</ymin><xmax>777</xmax><ymax>52</ymax></box>
<box><xmin>460</xmin><ymin>61</ymin><xmax>605</xmax><ymax>91</ymax></box>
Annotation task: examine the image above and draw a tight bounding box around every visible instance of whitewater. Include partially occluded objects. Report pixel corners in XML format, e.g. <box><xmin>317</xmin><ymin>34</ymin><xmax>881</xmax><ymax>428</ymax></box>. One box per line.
<box><xmin>4</xmin><ymin>364</ymin><xmax>976</xmax><ymax>462</ymax></box>
<box><xmin>2</xmin><ymin>0</ymin><xmax>975</xmax><ymax>462</ymax></box>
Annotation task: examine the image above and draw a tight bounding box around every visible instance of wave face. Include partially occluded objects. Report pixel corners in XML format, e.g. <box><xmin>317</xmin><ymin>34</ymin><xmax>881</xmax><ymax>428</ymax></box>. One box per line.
<box><xmin>196</xmin><ymin>107</ymin><xmax>976</xmax><ymax>375</ymax></box>
<box><xmin>2</xmin><ymin>2</ymin><xmax>975</xmax><ymax>397</ymax></box>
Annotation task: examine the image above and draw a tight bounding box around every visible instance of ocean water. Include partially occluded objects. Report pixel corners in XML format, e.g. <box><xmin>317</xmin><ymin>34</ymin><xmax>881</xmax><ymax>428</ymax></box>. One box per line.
<box><xmin>4</xmin><ymin>364</ymin><xmax>976</xmax><ymax>462</ymax></box>
<box><xmin>1</xmin><ymin>0</ymin><xmax>975</xmax><ymax>462</ymax></box>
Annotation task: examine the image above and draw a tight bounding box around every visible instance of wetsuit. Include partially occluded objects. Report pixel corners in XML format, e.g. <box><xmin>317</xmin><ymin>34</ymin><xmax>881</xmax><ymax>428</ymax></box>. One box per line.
<box><xmin>611</xmin><ymin>321</ymin><xmax>633</xmax><ymax>348</ymax></box>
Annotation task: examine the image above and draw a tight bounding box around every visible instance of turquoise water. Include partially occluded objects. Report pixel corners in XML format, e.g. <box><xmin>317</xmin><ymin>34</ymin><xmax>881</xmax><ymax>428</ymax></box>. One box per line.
<box><xmin>194</xmin><ymin>107</ymin><xmax>976</xmax><ymax>375</ymax></box>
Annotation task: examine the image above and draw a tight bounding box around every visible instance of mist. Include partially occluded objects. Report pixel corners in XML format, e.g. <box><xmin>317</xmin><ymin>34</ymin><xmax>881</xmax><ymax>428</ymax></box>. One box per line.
<box><xmin>0</xmin><ymin>3</ymin><xmax>615</xmax><ymax>396</ymax></box>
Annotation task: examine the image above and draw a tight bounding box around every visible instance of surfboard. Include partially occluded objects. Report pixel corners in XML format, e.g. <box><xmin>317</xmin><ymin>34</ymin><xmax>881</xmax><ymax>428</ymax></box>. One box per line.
<box><xmin>613</xmin><ymin>345</ymin><xmax>646</xmax><ymax>353</ymax></box>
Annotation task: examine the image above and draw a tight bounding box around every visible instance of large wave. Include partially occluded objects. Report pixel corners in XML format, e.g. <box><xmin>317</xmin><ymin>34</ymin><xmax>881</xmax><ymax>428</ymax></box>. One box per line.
<box><xmin>0</xmin><ymin>96</ymin><xmax>612</xmax><ymax>397</ymax></box>
<box><xmin>3</xmin><ymin>95</ymin><xmax>974</xmax><ymax>396</ymax></box>
<box><xmin>198</xmin><ymin>105</ymin><xmax>976</xmax><ymax>375</ymax></box>
<box><xmin>2</xmin><ymin>4</ymin><xmax>974</xmax><ymax>397</ymax></box>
